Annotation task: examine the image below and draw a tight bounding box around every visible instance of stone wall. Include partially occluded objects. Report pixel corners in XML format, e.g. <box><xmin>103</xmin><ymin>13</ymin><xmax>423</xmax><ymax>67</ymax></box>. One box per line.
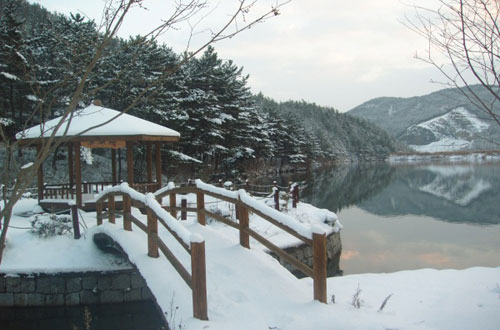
<box><xmin>0</xmin><ymin>269</ymin><xmax>153</xmax><ymax>307</ymax></box>
<box><xmin>270</xmin><ymin>231</ymin><xmax>342</xmax><ymax>278</ymax></box>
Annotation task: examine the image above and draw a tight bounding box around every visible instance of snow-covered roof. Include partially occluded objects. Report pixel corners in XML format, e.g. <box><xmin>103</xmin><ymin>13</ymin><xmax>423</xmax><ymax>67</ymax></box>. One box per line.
<box><xmin>16</xmin><ymin>104</ymin><xmax>180</xmax><ymax>142</ymax></box>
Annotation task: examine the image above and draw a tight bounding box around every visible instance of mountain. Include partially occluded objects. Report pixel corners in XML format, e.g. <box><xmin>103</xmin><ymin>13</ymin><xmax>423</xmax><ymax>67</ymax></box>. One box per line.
<box><xmin>254</xmin><ymin>96</ymin><xmax>405</xmax><ymax>162</ymax></box>
<box><xmin>348</xmin><ymin>85</ymin><xmax>500</xmax><ymax>152</ymax></box>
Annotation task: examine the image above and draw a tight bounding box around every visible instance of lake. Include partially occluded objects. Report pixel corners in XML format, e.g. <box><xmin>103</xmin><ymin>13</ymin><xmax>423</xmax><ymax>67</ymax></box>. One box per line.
<box><xmin>270</xmin><ymin>162</ymin><xmax>500</xmax><ymax>275</ymax></box>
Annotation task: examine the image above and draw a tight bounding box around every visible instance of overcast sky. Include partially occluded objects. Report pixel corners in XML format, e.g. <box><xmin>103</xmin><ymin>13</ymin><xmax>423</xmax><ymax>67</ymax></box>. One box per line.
<box><xmin>33</xmin><ymin>0</ymin><xmax>445</xmax><ymax>112</ymax></box>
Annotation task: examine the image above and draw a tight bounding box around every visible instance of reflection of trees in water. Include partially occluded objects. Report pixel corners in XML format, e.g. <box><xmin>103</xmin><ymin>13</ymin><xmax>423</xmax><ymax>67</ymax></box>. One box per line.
<box><xmin>300</xmin><ymin>164</ymin><xmax>396</xmax><ymax>213</ymax></box>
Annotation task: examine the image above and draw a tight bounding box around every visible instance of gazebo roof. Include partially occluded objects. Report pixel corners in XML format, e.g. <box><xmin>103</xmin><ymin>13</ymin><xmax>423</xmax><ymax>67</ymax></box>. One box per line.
<box><xmin>16</xmin><ymin>104</ymin><xmax>180</xmax><ymax>144</ymax></box>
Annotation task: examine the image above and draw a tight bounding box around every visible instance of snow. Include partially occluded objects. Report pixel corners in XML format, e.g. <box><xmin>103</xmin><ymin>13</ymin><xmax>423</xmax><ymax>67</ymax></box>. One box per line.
<box><xmin>168</xmin><ymin>150</ymin><xmax>202</xmax><ymax>163</ymax></box>
<box><xmin>95</xmin><ymin>183</ymin><xmax>197</xmax><ymax>245</ymax></box>
<box><xmin>408</xmin><ymin>107</ymin><xmax>489</xmax><ymax>153</ymax></box>
<box><xmin>1</xmin><ymin>71</ymin><xmax>19</xmax><ymax>81</ymax></box>
<box><xmin>20</xmin><ymin>162</ymin><xmax>33</xmax><ymax>169</ymax></box>
<box><xmin>16</xmin><ymin>104</ymin><xmax>180</xmax><ymax>139</ymax></box>
<box><xmin>2</xmin><ymin>197</ymin><xmax>499</xmax><ymax>329</ymax></box>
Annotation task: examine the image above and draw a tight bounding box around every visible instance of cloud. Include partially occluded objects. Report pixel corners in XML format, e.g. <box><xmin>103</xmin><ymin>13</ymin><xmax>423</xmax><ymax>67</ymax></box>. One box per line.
<box><xmin>33</xmin><ymin>0</ymin><xmax>442</xmax><ymax>111</ymax></box>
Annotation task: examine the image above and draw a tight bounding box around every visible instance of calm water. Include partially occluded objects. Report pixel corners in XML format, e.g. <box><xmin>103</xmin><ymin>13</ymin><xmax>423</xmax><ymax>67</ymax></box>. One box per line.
<box><xmin>271</xmin><ymin>162</ymin><xmax>500</xmax><ymax>275</ymax></box>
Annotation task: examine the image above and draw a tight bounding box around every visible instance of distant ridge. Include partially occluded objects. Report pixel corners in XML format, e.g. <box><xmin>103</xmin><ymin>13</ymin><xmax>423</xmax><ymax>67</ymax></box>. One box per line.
<box><xmin>348</xmin><ymin>85</ymin><xmax>500</xmax><ymax>152</ymax></box>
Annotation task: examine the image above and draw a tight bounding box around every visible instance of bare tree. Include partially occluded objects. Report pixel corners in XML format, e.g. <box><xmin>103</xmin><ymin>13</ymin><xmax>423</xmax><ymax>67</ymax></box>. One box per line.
<box><xmin>406</xmin><ymin>0</ymin><xmax>500</xmax><ymax>126</ymax></box>
<box><xmin>0</xmin><ymin>0</ymin><xmax>289</xmax><ymax>262</ymax></box>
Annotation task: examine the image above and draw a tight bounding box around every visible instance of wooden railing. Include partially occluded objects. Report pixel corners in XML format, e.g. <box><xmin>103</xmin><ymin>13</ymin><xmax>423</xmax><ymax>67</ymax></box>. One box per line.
<box><xmin>155</xmin><ymin>179</ymin><xmax>328</xmax><ymax>303</ymax></box>
<box><xmin>42</xmin><ymin>181</ymin><xmax>161</xmax><ymax>200</ymax></box>
<box><xmin>95</xmin><ymin>184</ymin><xmax>208</xmax><ymax>320</ymax></box>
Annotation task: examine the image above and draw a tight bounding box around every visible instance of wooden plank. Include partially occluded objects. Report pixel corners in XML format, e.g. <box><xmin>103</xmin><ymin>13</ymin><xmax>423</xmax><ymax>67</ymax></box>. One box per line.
<box><xmin>197</xmin><ymin>192</ymin><xmax>206</xmax><ymax>226</ymax></box>
<box><xmin>238</xmin><ymin>205</ymin><xmax>250</xmax><ymax>249</ymax></box>
<box><xmin>71</xmin><ymin>204</ymin><xmax>80</xmax><ymax>239</ymax></box>
<box><xmin>242</xmin><ymin>203</ymin><xmax>312</xmax><ymax>245</ymax></box>
<box><xmin>17</xmin><ymin>135</ymin><xmax>179</xmax><ymax>145</ymax></box>
<box><xmin>169</xmin><ymin>193</ymin><xmax>177</xmax><ymax>218</ymax></box>
<box><xmin>155</xmin><ymin>215</ymin><xmax>191</xmax><ymax>253</ymax></box>
<box><xmin>127</xmin><ymin>214</ymin><xmax>147</xmax><ymax>233</ymax></box>
<box><xmin>202</xmin><ymin>209</ymin><xmax>239</xmax><ymax>230</ymax></box>
<box><xmin>74</xmin><ymin>142</ymin><xmax>82</xmax><ymax>207</ymax></box>
<box><xmin>111</xmin><ymin>149</ymin><xmax>117</xmax><ymax>185</ymax></box>
<box><xmin>67</xmin><ymin>143</ymin><xmax>74</xmax><ymax>189</ymax></box>
<box><xmin>123</xmin><ymin>195</ymin><xmax>132</xmax><ymax>231</ymax></box>
<box><xmin>146</xmin><ymin>143</ymin><xmax>153</xmax><ymax>183</ymax></box>
<box><xmin>163</xmin><ymin>206</ymin><xmax>198</xmax><ymax>213</ymax></box>
<box><xmin>199</xmin><ymin>190</ymin><xmax>238</xmax><ymax>204</ymax></box>
<box><xmin>191</xmin><ymin>241</ymin><xmax>208</xmax><ymax>320</ymax></box>
<box><xmin>108</xmin><ymin>195</ymin><xmax>115</xmax><ymax>224</ymax></box>
<box><xmin>313</xmin><ymin>232</ymin><xmax>327</xmax><ymax>303</ymax></box>
<box><xmin>156</xmin><ymin>186</ymin><xmax>197</xmax><ymax>198</ymax></box>
<box><xmin>155</xmin><ymin>142</ymin><xmax>162</xmax><ymax>187</ymax></box>
<box><xmin>96</xmin><ymin>202</ymin><xmax>103</xmax><ymax>225</ymax></box>
<box><xmin>181</xmin><ymin>198</ymin><xmax>187</xmax><ymax>220</ymax></box>
<box><xmin>246</xmin><ymin>227</ymin><xmax>313</xmax><ymax>277</ymax></box>
<box><xmin>147</xmin><ymin>209</ymin><xmax>159</xmax><ymax>258</ymax></box>
<box><xmin>126</xmin><ymin>142</ymin><xmax>134</xmax><ymax>185</ymax></box>
<box><xmin>81</xmin><ymin>140</ymin><xmax>126</xmax><ymax>149</ymax></box>
<box><xmin>153</xmin><ymin>233</ymin><xmax>192</xmax><ymax>288</ymax></box>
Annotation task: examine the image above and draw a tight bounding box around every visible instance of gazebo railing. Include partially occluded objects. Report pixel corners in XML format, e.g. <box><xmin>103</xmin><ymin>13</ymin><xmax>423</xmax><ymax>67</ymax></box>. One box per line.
<box><xmin>41</xmin><ymin>181</ymin><xmax>161</xmax><ymax>200</ymax></box>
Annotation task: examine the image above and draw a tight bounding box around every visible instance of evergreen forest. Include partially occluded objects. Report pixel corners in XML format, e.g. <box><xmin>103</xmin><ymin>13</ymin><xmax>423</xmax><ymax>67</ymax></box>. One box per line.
<box><xmin>0</xmin><ymin>0</ymin><xmax>401</xmax><ymax>177</ymax></box>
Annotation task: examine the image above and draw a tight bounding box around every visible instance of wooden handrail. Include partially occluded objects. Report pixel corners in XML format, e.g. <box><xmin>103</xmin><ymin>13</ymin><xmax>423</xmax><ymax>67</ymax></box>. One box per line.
<box><xmin>156</xmin><ymin>180</ymin><xmax>327</xmax><ymax>303</ymax></box>
<box><xmin>96</xmin><ymin>184</ymin><xmax>208</xmax><ymax>321</ymax></box>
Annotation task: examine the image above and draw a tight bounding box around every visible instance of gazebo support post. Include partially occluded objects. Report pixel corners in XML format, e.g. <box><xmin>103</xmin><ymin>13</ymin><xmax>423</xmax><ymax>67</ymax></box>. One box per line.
<box><xmin>155</xmin><ymin>142</ymin><xmax>162</xmax><ymax>189</ymax></box>
<box><xmin>74</xmin><ymin>142</ymin><xmax>82</xmax><ymax>207</ymax></box>
<box><xmin>36</xmin><ymin>143</ymin><xmax>44</xmax><ymax>202</ymax></box>
<box><xmin>111</xmin><ymin>149</ymin><xmax>117</xmax><ymax>186</ymax></box>
<box><xmin>67</xmin><ymin>143</ymin><xmax>74</xmax><ymax>193</ymax></box>
<box><xmin>126</xmin><ymin>142</ymin><xmax>134</xmax><ymax>187</ymax></box>
<box><xmin>146</xmin><ymin>143</ymin><xmax>153</xmax><ymax>184</ymax></box>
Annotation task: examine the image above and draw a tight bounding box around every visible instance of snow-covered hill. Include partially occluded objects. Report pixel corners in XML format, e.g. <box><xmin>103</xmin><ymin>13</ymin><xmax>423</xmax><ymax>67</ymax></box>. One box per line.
<box><xmin>400</xmin><ymin>107</ymin><xmax>490</xmax><ymax>152</ymax></box>
<box><xmin>348</xmin><ymin>85</ymin><xmax>500</xmax><ymax>152</ymax></box>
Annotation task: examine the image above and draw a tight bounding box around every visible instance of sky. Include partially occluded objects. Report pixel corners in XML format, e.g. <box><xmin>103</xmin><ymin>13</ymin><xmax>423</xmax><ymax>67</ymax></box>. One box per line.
<box><xmin>32</xmin><ymin>0</ymin><xmax>446</xmax><ymax>112</ymax></box>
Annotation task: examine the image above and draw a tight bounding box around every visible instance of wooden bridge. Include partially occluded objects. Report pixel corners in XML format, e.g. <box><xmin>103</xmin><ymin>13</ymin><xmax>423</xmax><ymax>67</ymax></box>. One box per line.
<box><xmin>92</xmin><ymin>180</ymin><xmax>328</xmax><ymax>323</ymax></box>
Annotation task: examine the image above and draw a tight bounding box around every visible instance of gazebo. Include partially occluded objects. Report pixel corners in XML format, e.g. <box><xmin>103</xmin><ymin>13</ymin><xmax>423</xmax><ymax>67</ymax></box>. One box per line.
<box><xmin>16</xmin><ymin>101</ymin><xmax>180</xmax><ymax>210</ymax></box>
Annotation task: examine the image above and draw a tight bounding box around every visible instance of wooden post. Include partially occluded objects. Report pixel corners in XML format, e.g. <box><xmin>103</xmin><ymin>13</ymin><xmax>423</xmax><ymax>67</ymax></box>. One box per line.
<box><xmin>147</xmin><ymin>209</ymin><xmax>159</xmax><ymax>258</ymax></box>
<box><xmin>126</xmin><ymin>142</ymin><xmax>134</xmax><ymax>186</ymax></box>
<box><xmin>70</xmin><ymin>204</ymin><xmax>80</xmax><ymax>239</ymax></box>
<box><xmin>273</xmin><ymin>181</ymin><xmax>279</xmax><ymax>211</ymax></box>
<box><xmin>123</xmin><ymin>195</ymin><xmax>132</xmax><ymax>231</ymax></box>
<box><xmin>111</xmin><ymin>149</ymin><xmax>117</xmax><ymax>185</ymax></box>
<box><xmin>292</xmin><ymin>184</ymin><xmax>299</xmax><ymax>208</ymax></box>
<box><xmin>146</xmin><ymin>143</ymin><xmax>153</xmax><ymax>184</ymax></box>
<box><xmin>74</xmin><ymin>142</ymin><xmax>82</xmax><ymax>207</ymax></box>
<box><xmin>169</xmin><ymin>193</ymin><xmax>177</xmax><ymax>218</ymax></box>
<box><xmin>245</xmin><ymin>180</ymin><xmax>250</xmax><ymax>194</ymax></box>
<box><xmin>181</xmin><ymin>198</ymin><xmax>187</xmax><ymax>220</ymax></box>
<box><xmin>96</xmin><ymin>201</ymin><xmax>103</xmax><ymax>225</ymax></box>
<box><xmin>313</xmin><ymin>232</ymin><xmax>327</xmax><ymax>303</ymax></box>
<box><xmin>155</xmin><ymin>142</ymin><xmax>162</xmax><ymax>188</ymax></box>
<box><xmin>191</xmin><ymin>241</ymin><xmax>208</xmax><ymax>320</ymax></box>
<box><xmin>67</xmin><ymin>143</ymin><xmax>74</xmax><ymax>193</ymax></box>
<box><xmin>196</xmin><ymin>192</ymin><xmax>206</xmax><ymax>225</ymax></box>
<box><xmin>36</xmin><ymin>143</ymin><xmax>44</xmax><ymax>201</ymax></box>
<box><xmin>238</xmin><ymin>204</ymin><xmax>250</xmax><ymax>249</ymax></box>
<box><xmin>108</xmin><ymin>195</ymin><xmax>115</xmax><ymax>224</ymax></box>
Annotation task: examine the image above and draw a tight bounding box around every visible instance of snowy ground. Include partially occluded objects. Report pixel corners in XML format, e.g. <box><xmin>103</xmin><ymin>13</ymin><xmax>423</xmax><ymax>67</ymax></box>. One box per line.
<box><xmin>1</xmin><ymin>198</ymin><xmax>499</xmax><ymax>330</ymax></box>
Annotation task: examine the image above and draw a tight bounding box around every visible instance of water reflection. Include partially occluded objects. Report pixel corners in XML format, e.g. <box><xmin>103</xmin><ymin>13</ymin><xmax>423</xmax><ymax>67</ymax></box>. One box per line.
<box><xmin>301</xmin><ymin>163</ymin><xmax>500</xmax><ymax>225</ymax></box>
<box><xmin>298</xmin><ymin>162</ymin><xmax>500</xmax><ymax>274</ymax></box>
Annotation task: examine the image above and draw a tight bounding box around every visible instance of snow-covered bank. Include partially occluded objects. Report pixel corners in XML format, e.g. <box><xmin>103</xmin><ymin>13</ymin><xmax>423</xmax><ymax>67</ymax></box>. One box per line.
<box><xmin>388</xmin><ymin>151</ymin><xmax>500</xmax><ymax>164</ymax></box>
<box><xmin>1</xmin><ymin>198</ymin><xmax>499</xmax><ymax>329</ymax></box>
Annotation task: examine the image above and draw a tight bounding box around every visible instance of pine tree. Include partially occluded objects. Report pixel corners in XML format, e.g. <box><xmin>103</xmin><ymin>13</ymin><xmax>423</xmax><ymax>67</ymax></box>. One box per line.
<box><xmin>0</xmin><ymin>0</ymin><xmax>35</xmax><ymax>138</ymax></box>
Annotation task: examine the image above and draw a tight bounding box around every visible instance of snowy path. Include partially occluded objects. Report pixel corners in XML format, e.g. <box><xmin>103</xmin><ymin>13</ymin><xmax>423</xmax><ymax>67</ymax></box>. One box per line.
<box><xmin>2</xmin><ymin>200</ymin><xmax>500</xmax><ymax>330</ymax></box>
<box><xmin>91</xmin><ymin>212</ymin><xmax>500</xmax><ymax>330</ymax></box>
